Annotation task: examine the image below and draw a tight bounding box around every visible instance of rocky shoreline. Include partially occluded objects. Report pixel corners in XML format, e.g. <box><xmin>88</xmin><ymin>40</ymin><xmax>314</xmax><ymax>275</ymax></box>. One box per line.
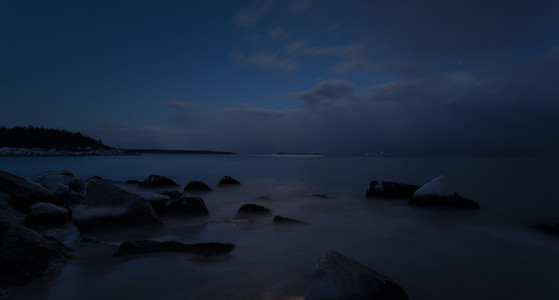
<box><xmin>0</xmin><ymin>147</ymin><xmax>130</xmax><ymax>156</ymax></box>
<box><xmin>1</xmin><ymin>169</ymin><xmax>557</xmax><ymax>299</ymax></box>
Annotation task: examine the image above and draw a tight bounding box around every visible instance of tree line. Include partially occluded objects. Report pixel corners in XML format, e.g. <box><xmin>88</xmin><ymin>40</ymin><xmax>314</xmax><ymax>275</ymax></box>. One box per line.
<box><xmin>0</xmin><ymin>126</ymin><xmax>111</xmax><ymax>150</ymax></box>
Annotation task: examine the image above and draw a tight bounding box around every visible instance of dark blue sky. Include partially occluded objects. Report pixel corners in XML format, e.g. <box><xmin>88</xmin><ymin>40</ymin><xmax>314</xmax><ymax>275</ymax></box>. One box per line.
<box><xmin>1</xmin><ymin>0</ymin><xmax>558</xmax><ymax>155</ymax></box>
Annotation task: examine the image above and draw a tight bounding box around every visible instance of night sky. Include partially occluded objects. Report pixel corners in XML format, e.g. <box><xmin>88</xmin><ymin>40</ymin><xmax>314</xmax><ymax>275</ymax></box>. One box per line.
<box><xmin>1</xmin><ymin>0</ymin><xmax>558</xmax><ymax>155</ymax></box>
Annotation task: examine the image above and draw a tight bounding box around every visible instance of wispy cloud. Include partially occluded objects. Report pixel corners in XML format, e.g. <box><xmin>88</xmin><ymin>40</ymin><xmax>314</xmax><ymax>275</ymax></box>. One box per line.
<box><xmin>289</xmin><ymin>0</ymin><xmax>312</xmax><ymax>14</ymax></box>
<box><xmin>166</xmin><ymin>101</ymin><xmax>197</xmax><ymax>110</ymax></box>
<box><xmin>219</xmin><ymin>105</ymin><xmax>290</xmax><ymax>117</ymax></box>
<box><xmin>295</xmin><ymin>80</ymin><xmax>355</xmax><ymax>108</ymax></box>
<box><xmin>235</xmin><ymin>0</ymin><xmax>276</xmax><ymax>26</ymax></box>
<box><xmin>233</xmin><ymin>51</ymin><xmax>297</xmax><ymax>72</ymax></box>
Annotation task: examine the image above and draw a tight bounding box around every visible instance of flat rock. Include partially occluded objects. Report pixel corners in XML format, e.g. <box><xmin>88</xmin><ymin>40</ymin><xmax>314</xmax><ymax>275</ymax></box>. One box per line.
<box><xmin>218</xmin><ymin>175</ymin><xmax>240</xmax><ymax>186</ymax></box>
<box><xmin>366</xmin><ymin>180</ymin><xmax>420</xmax><ymax>199</ymax></box>
<box><xmin>237</xmin><ymin>203</ymin><xmax>271</xmax><ymax>215</ymax></box>
<box><xmin>139</xmin><ymin>174</ymin><xmax>179</xmax><ymax>188</ymax></box>
<box><xmin>0</xmin><ymin>171</ymin><xmax>58</xmax><ymax>211</ymax></box>
<box><xmin>184</xmin><ymin>181</ymin><xmax>213</xmax><ymax>192</ymax></box>
<box><xmin>273</xmin><ymin>215</ymin><xmax>306</xmax><ymax>225</ymax></box>
<box><xmin>114</xmin><ymin>240</ymin><xmax>235</xmax><ymax>257</ymax></box>
<box><xmin>72</xmin><ymin>180</ymin><xmax>163</xmax><ymax>233</ymax></box>
<box><xmin>165</xmin><ymin>196</ymin><xmax>210</xmax><ymax>218</ymax></box>
<box><xmin>306</xmin><ymin>250</ymin><xmax>409</xmax><ymax>300</ymax></box>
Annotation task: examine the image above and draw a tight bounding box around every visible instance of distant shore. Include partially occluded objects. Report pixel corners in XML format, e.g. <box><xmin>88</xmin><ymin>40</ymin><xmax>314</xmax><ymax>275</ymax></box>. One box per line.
<box><xmin>0</xmin><ymin>147</ymin><xmax>236</xmax><ymax>156</ymax></box>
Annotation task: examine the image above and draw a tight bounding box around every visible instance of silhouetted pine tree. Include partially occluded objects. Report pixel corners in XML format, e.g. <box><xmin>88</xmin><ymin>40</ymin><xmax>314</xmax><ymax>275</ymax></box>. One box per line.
<box><xmin>0</xmin><ymin>126</ymin><xmax>111</xmax><ymax>150</ymax></box>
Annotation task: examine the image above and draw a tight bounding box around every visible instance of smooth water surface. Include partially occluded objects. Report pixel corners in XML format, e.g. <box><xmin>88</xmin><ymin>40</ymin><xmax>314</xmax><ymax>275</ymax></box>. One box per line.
<box><xmin>3</xmin><ymin>155</ymin><xmax>559</xmax><ymax>299</ymax></box>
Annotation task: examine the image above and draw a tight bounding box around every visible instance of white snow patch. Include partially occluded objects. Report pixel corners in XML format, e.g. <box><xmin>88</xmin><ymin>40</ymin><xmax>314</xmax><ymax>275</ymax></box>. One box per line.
<box><xmin>413</xmin><ymin>175</ymin><xmax>455</xmax><ymax>197</ymax></box>
<box><xmin>374</xmin><ymin>181</ymin><xmax>383</xmax><ymax>191</ymax></box>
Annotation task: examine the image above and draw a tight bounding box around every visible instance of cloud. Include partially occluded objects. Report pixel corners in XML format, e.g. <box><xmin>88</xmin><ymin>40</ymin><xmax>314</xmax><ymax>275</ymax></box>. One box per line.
<box><xmin>235</xmin><ymin>0</ymin><xmax>276</xmax><ymax>26</ymax></box>
<box><xmin>219</xmin><ymin>105</ymin><xmax>290</xmax><ymax>117</ymax></box>
<box><xmin>235</xmin><ymin>52</ymin><xmax>297</xmax><ymax>72</ymax></box>
<box><xmin>329</xmin><ymin>60</ymin><xmax>377</xmax><ymax>74</ymax></box>
<box><xmin>268</xmin><ymin>26</ymin><xmax>288</xmax><ymax>39</ymax></box>
<box><xmin>295</xmin><ymin>80</ymin><xmax>354</xmax><ymax>108</ymax></box>
<box><xmin>166</xmin><ymin>101</ymin><xmax>197</xmax><ymax>110</ymax></box>
<box><xmin>289</xmin><ymin>0</ymin><xmax>312</xmax><ymax>14</ymax></box>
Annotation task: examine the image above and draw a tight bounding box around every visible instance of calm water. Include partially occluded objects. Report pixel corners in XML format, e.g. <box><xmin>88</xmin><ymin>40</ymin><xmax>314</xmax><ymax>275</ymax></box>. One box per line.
<box><xmin>3</xmin><ymin>154</ymin><xmax>559</xmax><ymax>299</ymax></box>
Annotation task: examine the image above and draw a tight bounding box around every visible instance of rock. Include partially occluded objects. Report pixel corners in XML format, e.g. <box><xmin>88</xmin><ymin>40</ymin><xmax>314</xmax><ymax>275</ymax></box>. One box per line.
<box><xmin>273</xmin><ymin>215</ymin><xmax>306</xmax><ymax>225</ymax></box>
<box><xmin>136</xmin><ymin>192</ymin><xmax>170</xmax><ymax>214</ymax></box>
<box><xmin>366</xmin><ymin>180</ymin><xmax>420</xmax><ymax>199</ymax></box>
<box><xmin>30</xmin><ymin>171</ymin><xmax>76</xmax><ymax>188</ymax></box>
<box><xmin>165</xmin><ymin>196</ymin><xmax>210</xmax><ymax>218</ymax></box>
<box><xmin>114</xmin><ymin>240</ymin><xmax>235</xmax><ymax>257</ymax></box>
<box><xmin>0</xmin><ymin>217</ymin><xmax>75</xmax><ymax>288</ymax></box>
<box><xmin>224</xmin><ymin>217</ymin><xmax>253</xmax><ymax>225</ymax></box>
<box><xmin>218</xmin><ymin>175</ymin><xmax>240</xmax><ymax>186</ymax></box>
<box><xmin>312</xmin><ymin>194</ymin><xmax>328</xmax><ymax>199</ymax></box>
<box><xmin>306</xmin><ymin>250</ymin><xmax>409</xmax><ymax>300</ymax></box>
<box><xmin>532</xmin><ymin>223</ymin><xmax>559</xmax><ymax>236</ymax></box>
<box><xmin>237</xmin><ymin>203</ymin><xmax>271</xmax><ymax>215</ymax></box>
<box><xmin>139</xmin><ymin>174</ymin><xmax>179</xmax><ymax>188</ymax></box>
<box><xmin>183</xmin><ymin>181</ymin><xmax>213</xmax><ymax>192</ymax></box>
<box><xmin>72</xmin><ymin>180</ymin><xmax>163</xmax><ymax>233</ymax></box>
<box><xmin>0</xmin><ymin>171</ymin><xmax>58</xmax><ymax>211</ymax></box>
<box><xmin>0</xmin><ymin>196</ymin><xmax>25</xmax><ymax>224</ymax></box>
<box><xmin>80</xmin><ymin>238</ymin><xmax>101</xmax><ymax>244</ymax></box>
<box><xmin>26</xmin><ymin>202</ymin><xmax>69</xmax><ymax>224</ymax></box>
<box><xmin>88</xmin><ymin>176</ymin><xmax>104</xmax><ymax>181</ymax></box>
<box><xmin>159</xmin><ymin>190</ymin><xmax>182</xmax><ymax>200</ymax></box>
<box><xmin>409</xmin><ymin>176</ymin><xmax>479</xmax><ymax>209</ymax></box>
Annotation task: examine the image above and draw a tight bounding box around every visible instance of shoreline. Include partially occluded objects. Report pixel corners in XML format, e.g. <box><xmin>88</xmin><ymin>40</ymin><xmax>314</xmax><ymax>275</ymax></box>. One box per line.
<box><xmin>0</xmin><ymin>148</ymin><xmax>236</xmax><ymax>157</ymax></box>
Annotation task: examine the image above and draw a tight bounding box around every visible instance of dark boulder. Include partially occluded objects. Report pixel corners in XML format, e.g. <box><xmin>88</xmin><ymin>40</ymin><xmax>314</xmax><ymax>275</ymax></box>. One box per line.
<box><xmin>237</xmin><ymin>204</ymin><xmax>271</xmax><ymax>215</ymax></box>
<box><xmin>184</xmin><ymin>181</ymin><xmax>212</xmax><ymax>192</ymax></box>
<box><xmin>114</xmin><ymin>240</ymin><xmax>235</xmax><ymax>257</ymax></box>
<box><xmin>0</xmin><ymin>217</ymin><xmax>75</xmax><ymax>288</ymax></box>
<box><xmin>26</xmin><ymin>202</ymin><xmax>69</xmax><ymax>224</ymax></box>
<box><xmin>273</xmin><ymin>215</ymin><xmax>306</xmax><ymax>225</ymax></box>
<box><xmin>165</xmin><ymin>196</ymin><xmax>210</xmax><ymax>218</ymax></box>
<box><xmin>72</xmin><ymin>180</ymin><xmax>163</xmax><ymax>233</ymax></box>
<box><xmin>0</xmin><ymin>171</ymin><xmax>58</xmax><ymax>211</ymax></box>
<box><xmin>136</xmin><ymin>192</ymin><xmax>170</xmax><ymax>215</ymax></box>
<box><xmin>218</xmin><ymin>175</ymin><xmax>240</xmax><ymax>186</ymax></box>
<box><xmin>366</xmin><ymin>180</ymin><xmax>420</xmax><ymax>199</ymax></box>
<box><xmin>408</xmin><ymin>176</ymin><xmax>479</xmax><ymax>209</ymax></box>
<box><xmin>306</xmin><ymin>250</ymin><xmax>409</xmax><ymax>300</ymax></box>
<box><xmin>532</xmin><ymin>223</ymin><xmax>559</xmax><ymax>236</ymax></box>
<box><xmin>139</xmin><ymin>174</ymin><xmax>179</xmax><ymax>188</ymax></box>
<box><xmin>159</xmin><ymin>190</ymin><xmax>182</xmax><ymax>200</ymax></box>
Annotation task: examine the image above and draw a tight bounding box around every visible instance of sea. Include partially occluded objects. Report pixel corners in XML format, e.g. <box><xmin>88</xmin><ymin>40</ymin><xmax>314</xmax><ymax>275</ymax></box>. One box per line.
<box><xmin>2</xmin><ymin>154</ymin><xmax>559</xmax><ymax>299</ymax></box>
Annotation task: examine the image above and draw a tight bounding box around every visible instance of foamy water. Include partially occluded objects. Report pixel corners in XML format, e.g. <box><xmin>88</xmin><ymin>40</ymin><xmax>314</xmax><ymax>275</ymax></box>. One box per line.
<box><xmin>3</xmin><ymin>155</ymin><xmax>559</xmax><ymax>299</ymax></box>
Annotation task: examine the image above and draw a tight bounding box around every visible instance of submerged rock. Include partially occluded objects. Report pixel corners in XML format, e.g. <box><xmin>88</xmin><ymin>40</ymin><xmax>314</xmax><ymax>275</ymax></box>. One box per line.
<box><xmin>273</xmin><ymin>215</ymin><xmax>306</xmax><ymax>225</ymax></box>
<box><xmin>72</xmin><ymin>180</ymin><xmax>163</xmax><ymax>233</ymax></box>
<box><xmin>0</xmin><ymin>171</ymin><xmax>58</xmax><ymax>211</ymax></box>
<box><xmin>237</xmin><ymin>204</ymin><xmax>271</xmax><ymax>215</ymax></box>
<box><xmin>0</xmin><ymin>217</ymin><xmax>75</xmax><ymax>288</ymax></box>
<box><xmin>165</xmin><ymin>196</ymin><xmax>210</xmax><ymax>218</ymax></box>
<box><xmin>306</xmin><ymin>250</ymin><xmax>409</xmax><ymax>300</ymax></box>
<box><xmin>139</xmin><ymin>174</ymin><xmax>179</xmax><ymax>188</ymax></box>
<box><xmin>184</xmin><ymin>181</ymin><xmax>213</xmax><ymax>192</ymax></box>
<box><xmin>532</xmin><ymin>223</ymin><xmax>559</xmax><ymax>236</ymax></box>
<box><xmin>114</xmin><ymin>240</ymin><xmax>235</xmax><ymax>257</ymax></box>
<box><xmin>366</xmin><ymin>180</ymin><xmax>420</xmax><ymax>199</ymax></box>
<box><xmin>409</xmin><ymin>176</ymin><xmax>479</xmax><ymax>209</ymax></box>
<box><xmin>218</xmin><ymin>175</ymin><xmax>241</xmax><ymax>186</ymax></box>
<box><xmin>311</xmin><ymin>194</ymin><xmax>328</xmax><ymax>199</ymax></box>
